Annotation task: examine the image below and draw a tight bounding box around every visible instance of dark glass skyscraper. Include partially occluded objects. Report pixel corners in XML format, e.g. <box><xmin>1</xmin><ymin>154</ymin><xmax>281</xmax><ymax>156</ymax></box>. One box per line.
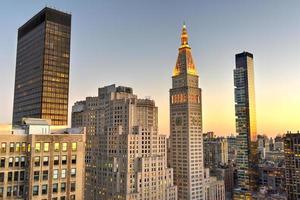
<box><xmin>13</xmin><ymin>7</ymin><xmax>71</xmax><ymax>126</ymax></box>
<box><xmin>233</xmin><ymin>52</ymin><xmax>258</xmax><ymax>199</ymax></box>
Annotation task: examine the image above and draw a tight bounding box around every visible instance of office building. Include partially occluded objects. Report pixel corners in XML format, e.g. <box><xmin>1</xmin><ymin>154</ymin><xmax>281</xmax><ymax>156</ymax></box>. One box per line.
<box><xmin>284</xmin><ymin>131</ymin><xmax>300</xmax><ymax>199</ymax></box>
<box><xmin>169</xmin><ymin>24</ymin><xmax>204</xmax><ymax>200</ymax></box>
<box><xmin>0</xmin><ymin>118</ymin><xmax>85</xmax><ymax>200</ymax></box>
<box><xmin>72</xmin><ymin>85</ymin><xmax>177</xmax><ymax>200</ymax></box>
<box><xmin>13</xmin><ymin>7</ymin><xmax>71</xmax><ymax>126</ymax></box>
<box><xmin>227</xmin><ymin>135</ymin><xmax>237</xmax><ymax>163</ymax></box>
<box><xmin>234</xmin><ymin>52</ymin><xmax>259</xmax><ymax>197</ymax></box>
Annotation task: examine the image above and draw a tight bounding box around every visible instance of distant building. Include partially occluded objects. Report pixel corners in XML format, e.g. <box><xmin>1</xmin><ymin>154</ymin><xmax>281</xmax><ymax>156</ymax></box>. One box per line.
<box><xmin>213</xmin><ymin>164</ymin><xmax>236</xmax><ymax>200</ymax></box>
<box><xmin>284</xmin><ymin>131</ymin><xmax>300</xmax><ymax>199</ymax></box>
<box><xmin>234</xmin><ymin>52</ymin><xmax>259</xmax><ymax>197</ymax></box>
<box><xmin>203</xmin><ymin>132</ymin><xmax>228</xmax><ymax>169</ymax></box>
<box><xmin>12</xmin><ymin>7</ymin><xmax>71</xmax><ymax>126</ymax></box>
<box><xmin>257</xmin><ymin>135</ymin><xmax>270</xmax><ymax>159</ymax></box>
<box><xmin>274</xmin><ymin>135</ymin><xmax>284</xmax><ymax>152</ymax></box>
<box><xmin>0</xmin><ymin>118</ymin><xmax>85</xmax><ymax>200</ymax></box>
<box><xmin>227</xmin><ymin>135</ymin><xmax>237</xmax><ymax>163</ymax></box>
<box><xmin>72</xmin><ymin>84</ymin><xmax>177</xmax><ymax>200</ymax></box>
<box><xmin>204</xmin><ymin>169</ymin><xmax>225</xmax><ymax>200</ymax></box>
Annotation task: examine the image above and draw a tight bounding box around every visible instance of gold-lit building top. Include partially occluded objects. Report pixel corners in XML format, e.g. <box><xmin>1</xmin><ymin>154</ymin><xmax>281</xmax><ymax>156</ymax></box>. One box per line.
<box><xmin>173</xmin><ymin>24</ymin><xmax>198</xmax><ymax>76</ymax></box>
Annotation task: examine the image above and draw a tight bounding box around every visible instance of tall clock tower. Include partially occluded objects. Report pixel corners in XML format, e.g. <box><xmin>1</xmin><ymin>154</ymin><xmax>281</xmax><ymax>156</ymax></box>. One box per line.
<box><xmin>169</xmin><ymin>24</ymin><xmax>204</xmax><ymax>200</ymax></box>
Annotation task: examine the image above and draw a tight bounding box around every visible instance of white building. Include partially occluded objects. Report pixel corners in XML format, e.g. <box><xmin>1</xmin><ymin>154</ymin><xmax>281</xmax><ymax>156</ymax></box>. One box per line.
<box><xmin>72</xmin><ymin>84</ymin><xmax>177</xmax><ymax>200</ymax></box>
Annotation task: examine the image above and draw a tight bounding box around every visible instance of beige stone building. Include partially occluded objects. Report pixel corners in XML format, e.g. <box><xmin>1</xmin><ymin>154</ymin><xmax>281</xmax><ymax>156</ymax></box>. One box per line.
<box><xmin>203</xmin><ymin>169</ymin><xmax>225</xmax><ymax>200</ymax></box>
<box><xmin>0</xmin><ymin>118</ymin><xmax>85</xmax><ymax>200</ymax></box>
<box><xmin>72</xmin><ymin>84</ymin><xmax>177</xmax><ymax>200</ymax></box>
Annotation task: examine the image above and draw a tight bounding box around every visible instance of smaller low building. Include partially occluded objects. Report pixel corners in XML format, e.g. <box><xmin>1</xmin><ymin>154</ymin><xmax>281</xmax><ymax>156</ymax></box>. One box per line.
<box><xmin>0</xmin><ymin>118</ymin><xmax>86</xmax><ymax>200</ymax></box>
<box><xmin>204</xmin><ymin>169</ymin><xmax>225</xmax><ymax>200</ymax></box>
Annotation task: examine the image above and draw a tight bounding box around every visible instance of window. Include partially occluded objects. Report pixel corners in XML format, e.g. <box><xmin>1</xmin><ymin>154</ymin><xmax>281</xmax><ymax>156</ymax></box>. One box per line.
<box><xmin>62</xmin><ymin>143</ymin><xmax>67</xmax><ymax>151</ymax></box>
<box><xmin>10</xmin><ymin>143</ymin><xmax>14</xmax><ymax>152</ymax></box>
<box><xmin>15</xmin><ymin>157</ymin><xmax>20</xmax><ymax>167</ymax></box>
<box><xmin>27</xmin><ymin>143</ymin><xmax>31</xmax><ymax>152</ymax></box>
<box><xmin>8</xmin><ymin>172</ymin><xmax>12</xmax><ymax>182</ymax></box>
<box><xmin>54</xmin><ymin>143</ymin><xmax>60</xmax><ymax>151</ymax></box>
<box><xmin>42</xmin><ymin>184</ymin><xmax>47</xmax><ymax>195</ymax></box>
<box><xmin>71</xmin><ymin>168</ymin><xmax>76</xmax><ymax>178</ymax></box>
<box><xmin>20</xmin><ymin>171</ymin><xmax>25</xmax><ymax>181</ymax></box>
<box><xmin>42</xmin><ymin>170</ymin><xmax>48</xmax><ymax>180</ymax></box>
<box><xmin>44</xmin><ymin>143</ymin><xmax>49</xmax><ymax>152</ymax></box>
<box><xmin>33</xmin><ymin>185</ymin><xmax>39</xmax><ymax>196</ymax></box>
<box><xmin>71</xmin><ymin>155</ymin><xmax>76</xmax><ymax>164</ymax></box>
<box><xmin>14</xmin><ymin>171</ymin><xmax>19</xmax><ymax>181</ymax></box>
<box><xmin>54</xmin><ymin>156</ymin><xmax>59</xmax><ymax>165</ymax></box>
<box><xmin>34</xmin><ymin>171</ymin><xmax>39</xmax><ymax>181</ymax></box>
<box><xmin>9</xmin><ymin>157</ymin><xmax>13</xmax><ymax>167</ymax></box>
<box><xmin>62</xmin><ymin>155</ymin><xmax>67</xmax><ymax>165</ymax></box>
<box><xmin>71</xmin><ymin>142</ymin><xmax>77</xmax><ymax>151</ymax></box>
<box><xmin>21</xmin><ymin>143</ymin><xmax>26</xmax><ymax>152</ymax></box>
<box><xmin>43</xmin><ymin>157</ymin><xmax>49</xmax><ymax>166</ymax></box>
<box><xmin>0</xmin><ymin>158</ymin><xmax>5</xmax><ymax>168</ymax></box>
<box><xmin>61</xmin><ymin>196</ymin><xmax>66</xmax><ymax>200</ymax></box>
<box><xmin>1</xmin><ymin>143</ymin><xmax>6</xmax><ymax>153</ymax></box>
<box><xmin>70</xmin><ymin>195</ymin><xmax>75</xmax><ymax>200</ymax></box>
<box><xmin>53</xmin><ymin>169</ymin><xmax>58</xmax><ymax>179</ymax></box>
<box><xmin>19</xmin><ymin>185</ymin><xmax>24</xmax><ymax>196</ymax></box>
<box><xmin>34</xmin><ymin>156</ymin><xmax>40</xmax><ymax>167</ymax></box>
<box><xmin>35</xmin><ymin>143</ymin><xmax>41</xmax><ymax>152</ymax></box>
<box><xmin>15</xmin><ymin>143</ymin><xmax>20</xmax><ymax>152</ymax></box>
<box><xmin>71</xmin><ymin>182</ymin><xmax>76</xmax><ymax>192</ymax></box>
<box><xmin>53</xmin><ymin>183</ymin><xmax>58</xmax><ymax>193</ymax></box>
<box><xmin>0</xmin><ymin>187</ymin><xmax>3</xmax><ymax>197</ymax></box>
<box><xmin>61</xmin><ymin>169</ymin><xmax>66</xmax><ymax>179</ymax></box>
<box><xmin>0</xmin><ymin>173</ymin><xmax>4</xmax><ymax>182</ymax></box>
<box><xmin>13</xmin><ymin>186</ymin><xmax>18</xmax><ymax>196</ymax></box>
<box><xmin>7</xmin><ymin>186</ymin><xmax>12</xmax><ymax>196</ymax></box>
<box><xmin>61</xmin><ymin>182</ymin><xmax>66</xmax><ymax>192</ymax></box>
<box><xmin>21</xmin><ymin>157</ymin><xmax>26</xmax><ymax>167</ymax></box>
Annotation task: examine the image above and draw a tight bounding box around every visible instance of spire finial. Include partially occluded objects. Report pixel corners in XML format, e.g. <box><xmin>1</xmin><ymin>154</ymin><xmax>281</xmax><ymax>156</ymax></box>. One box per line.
<box><xmin>181</xmin><ymin>23</ymin><xmax>189</xmax><ymax>47</ymax></box>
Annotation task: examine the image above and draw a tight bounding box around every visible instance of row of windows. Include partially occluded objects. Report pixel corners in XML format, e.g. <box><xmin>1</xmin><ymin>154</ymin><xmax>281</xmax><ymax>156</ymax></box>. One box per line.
<box><xmin>0</xmin><ymin>156</ymin><xmax>26</xmax><ymax>168</ymax></box>
<box><xmin>35</xmin><ymin>154</ymin><xmax>76</xmax><ymax>165</ymax></box>
<box><xmin>33</xmin><ymin>142</ymin><xmax>77</xmax><ymax>152</ymax></box>
<box><xmin>32</xmin><ymin>182</ymin><xmax>76</xmax><ymax>196</ymax></box>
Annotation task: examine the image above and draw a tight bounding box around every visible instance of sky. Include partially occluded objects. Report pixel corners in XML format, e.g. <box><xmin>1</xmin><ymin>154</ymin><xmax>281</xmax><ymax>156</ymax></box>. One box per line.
<box><xmin>0</xmin><ymin>0</ymin><xmax>300</xmax><ymax>138</ymax></box>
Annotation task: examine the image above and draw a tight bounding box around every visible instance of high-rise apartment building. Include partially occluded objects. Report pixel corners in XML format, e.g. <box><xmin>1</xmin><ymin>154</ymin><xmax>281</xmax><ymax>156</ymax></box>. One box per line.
<box><xmin>169</xmin><ymin>25</ymin><xmax>204</xmax><ymax>200</ymax></box>
<box><xmin>0</xmin><ymin>118</ymin><xmax>85</xmax><ymax>200</ymax></box>
<box><xmin>233</xmin><ymin>52</ymin><xmax>258</xmax><ymax>198</ymax></box>
<box><xmin>13</xmin><ymin>7</ymin><xmax>71</xmax><ymax>126</ymax></box>
<box><xmin>72</xmin><ymin>84</ymin><xmax>177</xmax><ymax>200</ymax></box>
<box><xmin>284</xmin><ymin>131</ymin><xmax>300</xmax><ymax>199</ymax></box>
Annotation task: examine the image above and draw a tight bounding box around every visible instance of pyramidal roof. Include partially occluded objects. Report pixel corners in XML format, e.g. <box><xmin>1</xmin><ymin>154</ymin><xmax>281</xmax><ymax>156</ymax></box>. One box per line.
<box><xmin>173</xmin><ymin>24</ymin><xmax>197</xmax><ymax>76</ymax></box>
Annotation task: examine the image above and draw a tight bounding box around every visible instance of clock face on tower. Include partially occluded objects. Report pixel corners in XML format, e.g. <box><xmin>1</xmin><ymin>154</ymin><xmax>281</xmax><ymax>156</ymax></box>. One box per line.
<box><xmin>175</xmin><ymin>117</ymin><xmax>182</xmax><ymax>126</ymax></box>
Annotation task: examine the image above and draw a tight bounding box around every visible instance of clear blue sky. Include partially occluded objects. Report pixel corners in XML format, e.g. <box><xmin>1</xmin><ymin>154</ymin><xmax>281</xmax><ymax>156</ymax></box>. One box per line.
<box><xmin>1</xmin><ymin>0</ymin><xmax>300</xmax><ymax>137</ymax></box>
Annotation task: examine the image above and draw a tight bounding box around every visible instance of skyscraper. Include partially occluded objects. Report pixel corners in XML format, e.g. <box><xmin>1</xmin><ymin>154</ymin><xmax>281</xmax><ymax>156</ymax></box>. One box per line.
<box><xmin>169</xmin><ymin>25</ymin><xmax>204</xmax><ymax>200</ymax></box>
<box><xmin>72</xmin><ymin>84</ymin><xmax>177</xmax><ymax>200</ymax></box>
<box><xmin>13</xmin><ymin>7</ymin><xmax>71</xmax><ymax>126</ymax></box>
<box><xmin>233</xmin><ymin>52</ymin><xmax>258</xmax><ymax>198</ymax></box>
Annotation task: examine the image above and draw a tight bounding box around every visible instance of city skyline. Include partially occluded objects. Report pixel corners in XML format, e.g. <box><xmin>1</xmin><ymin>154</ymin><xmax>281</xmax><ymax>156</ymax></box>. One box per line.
<box><xmin>1</xmin><ymin>1</ymin><xmax>300</xmax><ymax>137</ymax></box>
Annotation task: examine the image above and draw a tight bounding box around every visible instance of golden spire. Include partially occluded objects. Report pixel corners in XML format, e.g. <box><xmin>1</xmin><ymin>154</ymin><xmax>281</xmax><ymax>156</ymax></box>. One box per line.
<box><xmin>180</xmin><ymin>23</ymin><xmax>189</xmax><ymax>48</ymax></box>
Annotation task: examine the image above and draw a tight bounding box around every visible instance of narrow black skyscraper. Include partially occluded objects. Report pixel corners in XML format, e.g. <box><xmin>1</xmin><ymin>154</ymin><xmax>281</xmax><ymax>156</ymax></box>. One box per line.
<box><xmin>13</xmin><ymin>7</ymin><xmax>71</xmax><ymax>126</ymax></box>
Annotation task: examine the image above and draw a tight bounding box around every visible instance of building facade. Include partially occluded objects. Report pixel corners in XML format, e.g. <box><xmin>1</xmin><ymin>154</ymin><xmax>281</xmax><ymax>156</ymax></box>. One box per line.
<box><xmin>233</xmin><ymin>52</ymin><xmax>259</xmax><ymax>198</ymax></box>
<box><xmin>169</xmin><ymin>25</ymin><xmax>204</xmax><ymax>200</ymax></box>
<box><xmin>284</xmin><ymin>132</ymin><xmax>300</xmax><ymax>199</ymax></box>
<box><xmin>72</xmin><ymin>84</ymin><xmax>177</xmax><ymax>200</ymax></box>
<box><xmin>13</xmin><ymin>7</ymin><xmax>71</xmax><ymax>126</ymax></box>
<box><xmin>0</xmin><ymin>118</ymin><xmax>85</xmax><ymax>200</ymax></box>
<box><xmin>203</xmin><ymin>169</ymin><xmax>225</xmax><ymax>200</ymax></box>
<box><xmin>203</xmin><ymin>132</ymin><xmax>228</xmax><ymax>169</ymax></box>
